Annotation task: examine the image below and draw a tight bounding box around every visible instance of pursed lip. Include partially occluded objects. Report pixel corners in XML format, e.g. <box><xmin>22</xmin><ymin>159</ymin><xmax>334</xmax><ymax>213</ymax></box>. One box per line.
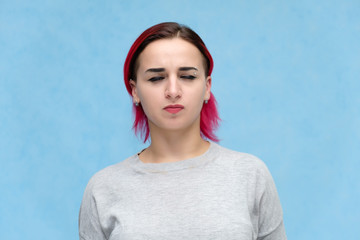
<box><xmin>163</xmin><ymin>104</ymin><xmax>184</xmax><ymax>113</ymax></box>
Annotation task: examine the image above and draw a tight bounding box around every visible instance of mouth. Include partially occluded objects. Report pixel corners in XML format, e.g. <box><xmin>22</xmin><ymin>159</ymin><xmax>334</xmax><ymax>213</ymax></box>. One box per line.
<box><xmin>163</xmin><ymin>104</ymin><xmax>184</xmax><ymax>114</ymax></box>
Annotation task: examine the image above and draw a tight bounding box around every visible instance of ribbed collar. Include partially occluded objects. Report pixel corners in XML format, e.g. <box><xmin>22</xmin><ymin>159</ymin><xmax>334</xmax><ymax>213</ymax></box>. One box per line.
<box><xmin>128</xmin><ymin>142</ymin><xmax>218</xmax><ymax>173</ymax></box>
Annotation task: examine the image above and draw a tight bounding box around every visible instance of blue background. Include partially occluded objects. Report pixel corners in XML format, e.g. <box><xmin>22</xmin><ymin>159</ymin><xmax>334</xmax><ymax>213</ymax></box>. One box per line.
<box><xmin>1</xmin><ymin>0</ymin><xmax>359</xmax><ymax>239</ymax></box>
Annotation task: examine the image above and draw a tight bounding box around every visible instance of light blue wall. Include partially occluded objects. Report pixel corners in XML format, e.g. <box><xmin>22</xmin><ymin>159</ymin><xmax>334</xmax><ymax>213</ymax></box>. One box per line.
<box><xmin>1</xmin><ymin>0</ymin><xmax>359</xmax><ymax>239</ymax></box>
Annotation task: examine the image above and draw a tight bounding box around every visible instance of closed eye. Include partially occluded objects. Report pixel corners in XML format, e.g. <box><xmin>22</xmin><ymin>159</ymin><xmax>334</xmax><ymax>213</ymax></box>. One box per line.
<box><xmin>148</xmin><ymin>76</ymin><xmax>164</xmax><ymax>82</ymax></box>
<box><xmin>180</xmin><ymin>75</ymin><xmax>196</xmax><ymax>80</ymax></box>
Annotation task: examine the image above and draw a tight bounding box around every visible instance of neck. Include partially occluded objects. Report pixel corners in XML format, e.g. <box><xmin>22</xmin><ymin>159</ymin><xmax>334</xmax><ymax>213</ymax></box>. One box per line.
<box><xmin>139</xmin><ymin>122</ymin><xmax>210</xmax><ymax>164</ymax></box>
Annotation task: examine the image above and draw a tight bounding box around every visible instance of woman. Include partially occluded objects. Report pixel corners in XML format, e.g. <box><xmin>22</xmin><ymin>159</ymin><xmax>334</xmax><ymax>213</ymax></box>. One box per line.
<box><xmin>79</xmin><ymin>22</ymin><xmax>286</xmax><ymax>240</ymax></box>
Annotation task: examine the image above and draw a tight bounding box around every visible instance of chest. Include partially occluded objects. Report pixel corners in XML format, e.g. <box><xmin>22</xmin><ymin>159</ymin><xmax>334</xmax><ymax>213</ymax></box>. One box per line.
<box><xmin>101</xmin><ymin>172</ymin><xmax>257</xmax><ymax>239</ymax></box>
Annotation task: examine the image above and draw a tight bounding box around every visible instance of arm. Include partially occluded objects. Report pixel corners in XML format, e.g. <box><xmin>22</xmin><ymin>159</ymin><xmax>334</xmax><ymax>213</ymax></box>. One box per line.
<box><xmin>256</xmin><ymin>163</ymin><xmax>287</xmax><ymax>240</ymax></box>
<box><xmin>79</xmin><ymin>181</ymin><xmax>107</xmax><ymax>240</ymax></box>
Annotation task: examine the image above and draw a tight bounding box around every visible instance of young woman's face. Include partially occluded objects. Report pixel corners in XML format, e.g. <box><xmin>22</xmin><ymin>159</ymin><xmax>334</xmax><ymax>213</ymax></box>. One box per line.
<box><xmin>130</xmin><ymin>38</ymin><xmax>211</xmax><ymax>134</ymax></box>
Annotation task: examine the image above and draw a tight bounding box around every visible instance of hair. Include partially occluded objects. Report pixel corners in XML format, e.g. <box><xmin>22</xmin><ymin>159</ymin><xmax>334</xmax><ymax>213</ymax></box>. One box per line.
<box><xmin>123</xmin><ymin>22</ymin><xmax>220</xmax><ymax>142</ymax></box>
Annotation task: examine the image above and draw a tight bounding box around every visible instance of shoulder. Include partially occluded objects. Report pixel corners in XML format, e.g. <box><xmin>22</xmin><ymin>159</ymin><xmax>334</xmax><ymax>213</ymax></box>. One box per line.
<box><xmin>83</xmin><ymin>154</ymin><xmax>138</xmax><ymax>195</ymax></box>
<box><xmin>212</xmin><ymin>143</ymin><xmax>270</xmax><ymax>175</ymax></box>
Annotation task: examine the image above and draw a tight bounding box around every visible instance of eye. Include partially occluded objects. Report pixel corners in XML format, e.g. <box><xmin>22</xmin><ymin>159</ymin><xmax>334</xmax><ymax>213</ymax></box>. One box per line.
<box><xmin>148</xmin><ymin>76</ymin><xmax>164</xmax><ymax>82</ymax></box>
<box><xmin>180</xmin><ymin>75</ymin><xmax>196</xmax><ymax>80</ymax></box>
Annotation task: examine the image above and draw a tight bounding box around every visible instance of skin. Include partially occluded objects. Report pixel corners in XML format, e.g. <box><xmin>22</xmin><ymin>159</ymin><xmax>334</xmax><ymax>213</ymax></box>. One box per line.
<box><xmin>130</xmin><ymin>38</ymin><xmax>212</xmax><ymax>163</ymax></box>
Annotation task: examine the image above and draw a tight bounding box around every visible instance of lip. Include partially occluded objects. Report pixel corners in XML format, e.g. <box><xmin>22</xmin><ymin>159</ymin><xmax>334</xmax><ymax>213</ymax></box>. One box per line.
<box><xmin>163</xmin><ymin>104</ymin><xmax>184</xmax><ymax>114</ymax></box>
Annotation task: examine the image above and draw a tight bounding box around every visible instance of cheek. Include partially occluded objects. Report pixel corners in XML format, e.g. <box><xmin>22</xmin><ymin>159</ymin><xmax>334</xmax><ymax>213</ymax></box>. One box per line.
<box><xmin>185</xmin><ymin>86</ymin><xmax>206</xmax><ymax>112</ymax></box>
<box><xmin>137</xmin><ymin>89</ymin><xmax>158</xmax><ymax>115</ymax></box>
<box><xmin>137</xmin><ymin>86</ymin><xmax>153</xmax><ymax>102</ymax></box>
<box><xmin>188</xmin><ymin>84</ymin><xmax>206</xmax><ymax>100</ymax></box>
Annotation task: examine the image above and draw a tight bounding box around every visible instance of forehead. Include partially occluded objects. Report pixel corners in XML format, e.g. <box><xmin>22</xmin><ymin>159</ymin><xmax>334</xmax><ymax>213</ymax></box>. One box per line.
<box><xmin>137</xmin><ymin>38</ymin><xmax>204</xmax><ymax>70</ymax></box>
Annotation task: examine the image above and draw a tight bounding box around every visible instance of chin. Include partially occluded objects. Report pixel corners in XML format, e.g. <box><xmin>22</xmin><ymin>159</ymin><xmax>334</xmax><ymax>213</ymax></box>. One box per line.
<box><xmin>162</xmin><ymin>121</ymin><xmax>200</xmax><ymax>133</ymax></box>
<box><xmin>149</xmin><ymin>116</ymin><xmax>200</xmax><ymax>132</ymax></box>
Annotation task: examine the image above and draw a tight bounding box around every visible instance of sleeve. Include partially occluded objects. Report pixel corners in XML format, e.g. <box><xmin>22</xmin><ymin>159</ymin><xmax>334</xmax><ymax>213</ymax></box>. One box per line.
<box><xmin>256</xmin><ymin>162</ymin><xmax>287</xmax><ymax>240</ymax></box>
<box><xmin>78</xmin><ymin>180</ymin><xmax>107</xmax><ymax>240</ymax></box>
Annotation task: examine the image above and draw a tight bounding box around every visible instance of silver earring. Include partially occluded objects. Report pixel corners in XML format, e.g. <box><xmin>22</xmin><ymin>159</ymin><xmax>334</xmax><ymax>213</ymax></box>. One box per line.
<box><xmin>204</xmin><ymin>100</ymin><xmax>208</xmax><ymax>104</ymax></box>
<box><xmin>135</xmin><ymin>102</ymin><xmax>139</xmax><ymax>106</ymax></box>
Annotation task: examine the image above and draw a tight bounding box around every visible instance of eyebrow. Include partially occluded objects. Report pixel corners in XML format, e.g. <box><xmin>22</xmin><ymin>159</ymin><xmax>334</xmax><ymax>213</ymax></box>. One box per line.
<box><xmin>145</xmin><ymin>68</ymin><xmax>165</xmax><ymax>73</ymax></box>
<box><xmin>179</xmin><ymin>67</ymin><xmax>198</xmax><ymax>71</ymax></box>
<box><xmin>145</xmin><ymin>67</ymin><xmax>198</xmax><ymax>73</ymax></box>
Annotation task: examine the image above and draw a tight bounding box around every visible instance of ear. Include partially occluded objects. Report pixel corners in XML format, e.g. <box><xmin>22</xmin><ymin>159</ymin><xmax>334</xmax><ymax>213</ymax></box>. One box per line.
<box><xmin>204</xmin><ymin>76</ymin><xmax>212</xmax><ymax>101</ymax></box>
<box><xmin>129</xmin><ymin>79</ymin><xmax>139</xmax><ymax>103</ymax></box>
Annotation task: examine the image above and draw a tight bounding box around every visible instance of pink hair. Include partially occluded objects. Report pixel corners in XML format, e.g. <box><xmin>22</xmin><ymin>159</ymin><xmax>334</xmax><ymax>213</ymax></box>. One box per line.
<box><xmin>124</xmin><ymin>22</ymin><xmax>220</xmax><ymax>142</ymax></box>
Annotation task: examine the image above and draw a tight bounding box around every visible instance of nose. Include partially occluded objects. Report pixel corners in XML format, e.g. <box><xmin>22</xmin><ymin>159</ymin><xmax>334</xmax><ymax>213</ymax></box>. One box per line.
<box><xmin>165</xmin><ymin>75</ymin><xmax>182</xmax><ymax>100</ymax></box>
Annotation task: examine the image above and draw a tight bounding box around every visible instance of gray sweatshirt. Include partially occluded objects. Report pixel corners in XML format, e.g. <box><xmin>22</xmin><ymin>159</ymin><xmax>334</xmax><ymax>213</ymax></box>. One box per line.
<box><xmin>79</xmin><ymin>142</ymin><xmax>286</xmax><ymax>240</ymax></box>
